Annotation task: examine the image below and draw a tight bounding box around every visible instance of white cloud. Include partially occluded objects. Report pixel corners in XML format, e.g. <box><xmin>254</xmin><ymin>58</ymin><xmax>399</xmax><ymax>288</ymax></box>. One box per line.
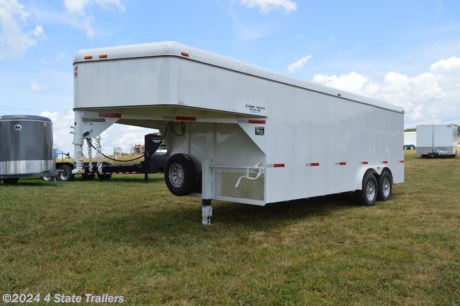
<box><xmin>63</xmin><ymin>0</ymin><xmax>125</xmax><ymax>38</ymax></box>
<box><xmin>312</xmin><ymin>71</ymin><xmax>368</xmax><ymax>93</ymax></box>
<box><xmin>239</xmin><ymin>0</ymin><xmax>297</xmax><ymax>13</ymax></box>
<box><xmin>288</xmin><ymin>55</ymin><xmax>312</xmax><ymax>73</ymax></box>
<box><xmin>40</xmin><ymin>111</ymin><xmax>75</xmax><ymax>154</ymax></box>
<box><xmin>30</xmin><ymin>82</ymin><xmax>48</xmax><ymax>91</ymax></box>
<box><xmin>0</xmin><ymin>0</ymin><xmax>45</xmax><ymax>60</ymax></box>
<box><xmin>312</xmin><ymin>57</ymin><xmax>460</xmax><ymax>127</ymax></box>
<box><xmin>430</xmin><ymin>56</ymin><xmax>460</xmax><ymax>75</ymax></box>
<box><xmin>64</xmin><ymin>0</ymin><xmax>125</xmax><ymax>13</ymax></box>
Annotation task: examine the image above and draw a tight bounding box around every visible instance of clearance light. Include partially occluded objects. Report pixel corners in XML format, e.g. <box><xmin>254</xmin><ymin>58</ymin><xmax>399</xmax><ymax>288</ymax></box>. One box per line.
<box><xmin>84</xmin><ymin>55</ymin><xmax>93</xmax><ymax>60</ymax></box>
<box><xmin>181</xmin><ymin>52</ymin><xmax>190</xmax><ymax>57</ymax></box>
<box><xmin>98</xmin><ymin>113</ymin><xmax>121</xmax><ymax>118</ymax></box>
<box><xmin>99</xmin><ymin>54</ymin><xmax>108</xmax><ymax>59</ymax></box>
<box><xmin>248</xmin><ymin>119</ymin><xmax>266</xmax><ymax>124</ymax></box>
<box><xmin>176</xmin><ymin>116</ymin><xmax>196</xmax><ymax>121</ymax></box>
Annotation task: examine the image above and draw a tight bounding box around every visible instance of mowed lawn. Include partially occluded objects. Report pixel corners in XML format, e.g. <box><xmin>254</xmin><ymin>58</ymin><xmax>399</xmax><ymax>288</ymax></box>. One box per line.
<box><xmin>1</xmin><ymin>150</ymin><xmax>459</xmax><ymax>305</ymax></box>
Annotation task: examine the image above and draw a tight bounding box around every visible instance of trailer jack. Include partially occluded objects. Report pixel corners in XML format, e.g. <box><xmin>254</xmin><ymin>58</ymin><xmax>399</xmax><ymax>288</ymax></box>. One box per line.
<box><xmin>202</xmin><ymin>199</ymin><xmax>212</xmax><ymax>225</ymax></box>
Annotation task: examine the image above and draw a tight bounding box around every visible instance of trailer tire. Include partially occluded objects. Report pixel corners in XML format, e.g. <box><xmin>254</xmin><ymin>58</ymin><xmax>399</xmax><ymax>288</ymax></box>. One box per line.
<box><xmin>164</xmin><ymin>154</ymin><xmax>198</xmax><ymax>196</ymax></box>
<box><xmin>356</xmin><ymin>172</ymin><xmax>378</xmax><ymax>206</ymax></box>
<box><xmin>97</xmin><ymin>173</ymin><xmax>112</xmax><ymax>180</ymax></box>
<box><xmin>377</xmin><ymin>171</ymin><xmax>392</xmax><ymax>201</ymax></box>
<box><xmin>3</xmin><ymin>178</ymin><xmax>19</xmax><ymax>185</ymax></box>
<box><xmin>58</xmin><ymin>165</ymin><xmax>75</xmax><ymax>181</ymax></box>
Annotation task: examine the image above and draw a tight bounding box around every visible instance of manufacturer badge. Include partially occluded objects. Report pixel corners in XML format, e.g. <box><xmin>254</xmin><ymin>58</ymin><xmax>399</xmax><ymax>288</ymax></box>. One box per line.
<box><xmin>255</xmin><ymin>126</ymin><xmax>264</xmax><ymax>136</ymax></box>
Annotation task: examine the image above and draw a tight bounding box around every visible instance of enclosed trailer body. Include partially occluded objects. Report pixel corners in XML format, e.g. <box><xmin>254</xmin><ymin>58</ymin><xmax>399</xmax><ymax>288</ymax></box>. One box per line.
<box><xmin>404</xmin><ymin>132</ymin><xmax>417</xmax><ymax>150</ymax></box>
<box><xmin>72</xmin><ymin>42</ymin><xmax>404</xmax><ymax>222</ymax></box>
<box><xmin>416</xmin><ymin>124</ymin><xmax>458</xmax><ymax>157</ymax></box>
<box><xmin>0</xmin><ymin>115</ymin><xmax>56</xmax><ymax>184</ymax></box>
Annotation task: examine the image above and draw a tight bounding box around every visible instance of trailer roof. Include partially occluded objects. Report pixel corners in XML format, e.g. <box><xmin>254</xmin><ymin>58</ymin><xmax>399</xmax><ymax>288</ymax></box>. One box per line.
<box><xmin>0</xmin><ymin>115</ymin><xmax>52</xmax><ymax>123</ymax></box>
<box><xmin>74</xmin><ymin>41</ymin><xmax>404</xmax><ymax>113</ymax></box>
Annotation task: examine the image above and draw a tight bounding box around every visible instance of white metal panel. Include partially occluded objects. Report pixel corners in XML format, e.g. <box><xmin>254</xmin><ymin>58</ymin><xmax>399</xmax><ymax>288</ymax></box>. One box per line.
<box><xmin>263</xmin><ymin>87</ymin><xmax>404</xmax><ymax>203</ymax></box>
<box><xmin>75</xmin><ymin>57</ymin><xmax>179</xmax><ymax>109</ymax></box>
<box><xmin>404</xmin><ymin>132</ymin><xmax>417</xmax><ymax>146</ymax></box>
<box><xmin>74</xmin><ymin>41</ymin><xmax>403</xmax><ymax>113</ymax></box>
<box><xmin>433</xmin><ymin>125</ymin><xmax>457</xmax><ymax>147</ymax></box>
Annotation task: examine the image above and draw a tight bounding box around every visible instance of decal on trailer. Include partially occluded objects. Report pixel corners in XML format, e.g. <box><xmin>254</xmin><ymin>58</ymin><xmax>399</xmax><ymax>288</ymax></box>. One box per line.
<box><xmin>240</xmin><ymin>103</ymin><xmax>267</xmax><ymax>115</ymax></box>
<box><xmin>245</xmin><ymin>104</ymin><xmax>266</xmax><ymax>114</ymax></box>
<box><xmin>255</xmin><ymin>126</ymin><xmax>264</xmax><ymax>136</ymax></box>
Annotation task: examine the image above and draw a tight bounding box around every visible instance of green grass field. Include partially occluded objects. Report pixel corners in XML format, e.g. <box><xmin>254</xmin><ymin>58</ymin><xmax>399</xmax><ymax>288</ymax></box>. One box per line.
<box><xmin>1</xmin><ymin>150</ymin><xmax>459</xmax><ymax>305</ymax></box>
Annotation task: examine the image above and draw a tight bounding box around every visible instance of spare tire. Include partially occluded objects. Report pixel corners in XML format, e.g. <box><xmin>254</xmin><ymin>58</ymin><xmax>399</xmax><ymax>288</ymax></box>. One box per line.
<box><xmin>164</xmin><ymin>154</ymin><xmax>198</xmax><ymax>196</ymax></box>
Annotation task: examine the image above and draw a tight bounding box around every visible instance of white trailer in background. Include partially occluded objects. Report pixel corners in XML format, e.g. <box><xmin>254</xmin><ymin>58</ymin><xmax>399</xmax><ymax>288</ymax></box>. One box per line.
<box><xmin>72</xmin><ymin>42</ymin><xmax>405</xmax><ymax>224</ymax></box>
<box><xmin>404</xmin><ymin>132</ymin><xmax>417</xmax><ymax>150</ymax></box>
<box><xmin>416</xmin><ymin>124</ymin><xmax>458</xmax><ymax>157</ymax></box>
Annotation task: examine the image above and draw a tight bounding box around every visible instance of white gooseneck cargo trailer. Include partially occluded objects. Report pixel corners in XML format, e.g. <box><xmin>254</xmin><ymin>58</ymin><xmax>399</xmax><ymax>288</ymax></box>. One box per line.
<box><xmin>72</xmin><ymin>42</ymin><xmax>404</xmax><ymax>224</ymax></box>
<box><xmin>416</xmin><ymin>124</ymin><xmax>458</xmax><ymax>157</ymax></box>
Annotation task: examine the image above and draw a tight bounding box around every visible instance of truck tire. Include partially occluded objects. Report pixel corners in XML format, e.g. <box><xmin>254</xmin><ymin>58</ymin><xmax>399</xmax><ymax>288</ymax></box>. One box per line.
<box><xmin>356</xmin><ymin>172</ymin><xmax>378</xmax><ymax>206</ymax></box>
<box><xmin>97</xmin><ymin>173</ymin><xmax>112</xmax><ymax>180</ymax></box>
<box><xmin>82</xmin><ymin>173</ymin><xmax>95</xmax><ymax>180</ymax></box>
<box><xmin>164</xmin><ymin>153</ymin><xmax>197</xmax><ymax>196</ymax></box>
<box><xmin>3</xmin><ymin>178</ymin><xmax>19</xmax><ymax>185</ymax></box>
<box><xmin>377</xmin><ymin>171</ymin><xmax>392</xmax><ymax>201</ymax></box>
<box><xmin>58</xmin><ymin>165</ymin><xmax>75</xmax><ymax>181</ymax></box>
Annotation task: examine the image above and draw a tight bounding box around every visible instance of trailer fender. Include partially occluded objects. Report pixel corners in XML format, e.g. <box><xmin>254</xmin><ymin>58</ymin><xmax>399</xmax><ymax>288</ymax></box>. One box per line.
<box><xmin>353</xmin><ymin>167</ymin><xmax>382</xmax><ymax>191</ymax></box>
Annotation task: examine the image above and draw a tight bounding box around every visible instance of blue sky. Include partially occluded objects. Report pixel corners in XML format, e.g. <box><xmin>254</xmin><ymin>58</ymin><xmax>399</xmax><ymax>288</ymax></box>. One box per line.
<box><xmin>1</xmin><ymin>0</ymin><xmax>460</xmax><ymax>153</ymax></box>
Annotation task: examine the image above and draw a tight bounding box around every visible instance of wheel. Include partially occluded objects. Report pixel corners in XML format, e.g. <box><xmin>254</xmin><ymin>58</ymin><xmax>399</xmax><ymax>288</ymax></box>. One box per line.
<box><xmin>356</xmin><ymin>172</ymin><xmax>378</xmax><ymax>206</ymax></box>
<box><xmin>42</xmin><ymin>176</ymin><xmax>52</xmax><ymax>181</ymax></box>
<box><xmin>58</xmin><ymin>165</ymin><xmax>75</xmax><ymax>181</ymax></box>
<box><xmin>377</xmin><ymin>171</ymin><xmax>393</xmax><ymax>201</ymax></box>
<box><xmin>97</xmin><ymin>173</ymin><xmax>112</xmax><ymax>180</ymax></box>
<box><xmin>82</xmin><ymin>173</ymin><xmax>96</xmax><ymax>180</ymax></box>
<box><xmin>3</xmin><ymin>178</ymin><xmax>19</xmax><ymax>185</ymax></box>
<box><xmin>409</xmin><ymin>145</ymin><xmax>415</xmax><ymax>150</ymax></box>
<box><xmin>164</xmin><ymin>154</ymin><xmax>198</xmax><ymax>196</ymax></box>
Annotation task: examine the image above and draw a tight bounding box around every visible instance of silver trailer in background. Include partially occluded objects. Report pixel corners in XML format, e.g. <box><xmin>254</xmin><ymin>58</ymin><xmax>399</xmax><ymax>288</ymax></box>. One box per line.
<box><xmin>0</xmin><ymin>115</ymin><xmax>56</xmax><ymax>184</ymax></box>
<box><xmin>416</xmin><ymin>124</ymin><xmax>458</xmax><ymax>158</ymax></box>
